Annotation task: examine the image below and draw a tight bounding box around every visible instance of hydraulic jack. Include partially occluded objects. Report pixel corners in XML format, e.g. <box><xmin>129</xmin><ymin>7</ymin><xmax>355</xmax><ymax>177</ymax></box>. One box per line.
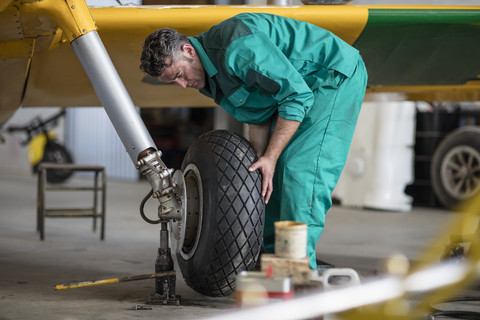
<box><xmin>55</xmin><ymin>153</ymin><xmax>187</xmax><ymax>302</ymax></box>
<box><xmin>138</xmin><ymin>154</ymin><xmax>186</xmax><ymax>306</ymax></box>
<box><xmin>54</xmin><ymin>220</ymin><xmax>182</xmax><ymax>304</ymax></box>
<box><xmin>55</xmin><ymin>217</ymin><xmax>182</xmax><ymax>303</ymax></box>
<box><xmin>147</xmin><ymin>222</ymin><xmax>180</xmax><ymax>305</ymax></box>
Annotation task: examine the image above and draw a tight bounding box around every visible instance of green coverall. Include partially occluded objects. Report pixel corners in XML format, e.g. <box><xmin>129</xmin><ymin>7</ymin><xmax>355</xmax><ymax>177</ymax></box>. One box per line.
<box><xmin>190</xmin><ymin>12</ymin><xmax>368</xmax><ymax>269</ymax></box>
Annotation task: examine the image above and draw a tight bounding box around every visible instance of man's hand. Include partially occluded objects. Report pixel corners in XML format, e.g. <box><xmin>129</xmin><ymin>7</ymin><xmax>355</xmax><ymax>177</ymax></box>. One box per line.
<box><xmin>249</xmin><ymin>116</ymin><xmax>300</xmax><ymax>204</ymax></box>
<box><xmin>249</xmin><ymin>154</ymin><xmax>276</xmax><ymax>204</ymax></box>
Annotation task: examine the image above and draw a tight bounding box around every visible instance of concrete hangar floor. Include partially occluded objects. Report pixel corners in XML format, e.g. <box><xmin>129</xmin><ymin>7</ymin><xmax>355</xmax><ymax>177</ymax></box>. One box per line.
<box><xmin>0</xmin><ymin>169</ymin><xmax>478</xmax><ymax>319</ymax></box>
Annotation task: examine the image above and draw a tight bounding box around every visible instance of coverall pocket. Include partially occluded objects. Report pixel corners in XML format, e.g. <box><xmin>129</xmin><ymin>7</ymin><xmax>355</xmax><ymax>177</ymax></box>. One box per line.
<box><xmin>304</xmin><ymin>67</ymin><xmax>340</xmax><ymax>91</ymax></box>
<box><xmin>226</xmin><ymin>87</ymin><xmax>249</xmax><ymax>107</ymax></box>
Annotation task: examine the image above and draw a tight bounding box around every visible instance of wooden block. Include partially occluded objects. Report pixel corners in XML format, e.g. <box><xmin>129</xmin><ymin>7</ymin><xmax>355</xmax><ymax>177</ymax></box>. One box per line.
<box><xmin>260</xmin><ymin>254</ymin><xmax>311</xmax><ymax>285</ymax></box>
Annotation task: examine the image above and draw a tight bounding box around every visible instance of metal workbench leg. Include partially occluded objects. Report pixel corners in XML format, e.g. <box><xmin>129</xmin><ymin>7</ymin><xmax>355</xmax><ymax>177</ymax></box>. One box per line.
<box><xmin>93</xmin><ymin>170</ymin><xmax>99</xmax><ymax>233</ymax></box>
<box><xmin>100</xmin><ymin>169</ymin><xmax>106</xmax><ymax>240</ymax></box>
<box><xmin>37</xmin><ymin>168</ymin><xmax>41</xmax><ymax>233</ymax></box>
<box><xmin>38</xmin><ymin>167</ymin><xmax>46</xmax><ymax>241</ymax></box>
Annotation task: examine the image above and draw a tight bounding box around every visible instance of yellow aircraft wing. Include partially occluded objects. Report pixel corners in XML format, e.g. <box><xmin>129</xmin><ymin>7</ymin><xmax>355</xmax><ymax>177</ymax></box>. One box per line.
<box><xmin>1</xmin><ymin>1</ymin><xmax>480</xmax><ymax>124</ymax></box>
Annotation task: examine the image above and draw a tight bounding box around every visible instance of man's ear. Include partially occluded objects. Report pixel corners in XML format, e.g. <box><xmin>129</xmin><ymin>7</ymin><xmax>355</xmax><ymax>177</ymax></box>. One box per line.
<box><xmin>181</xmin><ymin>43</ymin><xmax>196</xmax><ymax>58</ymax></box>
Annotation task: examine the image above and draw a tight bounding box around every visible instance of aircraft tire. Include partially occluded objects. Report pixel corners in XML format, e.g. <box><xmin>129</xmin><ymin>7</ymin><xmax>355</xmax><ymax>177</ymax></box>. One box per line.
<box><xmin>178</xmin><ymin>130</ymin><xmax>264</xmax><ymax>297</ymax></box>
<box><xmin>431</xmin><ymin>126</ymin><xmax>480</xmax><ymax>210</ymax></box>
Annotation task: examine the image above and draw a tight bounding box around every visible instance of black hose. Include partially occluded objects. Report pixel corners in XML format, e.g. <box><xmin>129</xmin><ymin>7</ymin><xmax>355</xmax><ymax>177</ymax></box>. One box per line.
<box><xmin>139</xmin><ymin>189</ymin><xmax>161</xmax><ymax>224</ymax></box>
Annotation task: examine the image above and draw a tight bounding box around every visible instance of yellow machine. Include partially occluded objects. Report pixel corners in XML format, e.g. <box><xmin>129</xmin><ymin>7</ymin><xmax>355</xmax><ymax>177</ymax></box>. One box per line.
<box><xmin>28</xmin><ymin>131</ymin><xmax>56</xmax><ymax>166</ymax></box>
<box><xmin>5</xmin><ymin>110</ymin><xmax>74</xmax><ymax>183</ymax></box>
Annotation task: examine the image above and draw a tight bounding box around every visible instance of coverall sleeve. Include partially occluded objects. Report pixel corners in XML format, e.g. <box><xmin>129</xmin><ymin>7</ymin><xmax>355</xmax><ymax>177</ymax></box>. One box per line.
<box><xmin>225</xmin><ymin>33</ymin><xmax>315</xmax><ymax>123</ymax></box>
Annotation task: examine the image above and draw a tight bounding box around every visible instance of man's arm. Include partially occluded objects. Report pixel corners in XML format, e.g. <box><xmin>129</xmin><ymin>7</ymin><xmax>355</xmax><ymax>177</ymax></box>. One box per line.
<box><xmin>249</xmin><ymin>119</ymin><xmax>272</xmax><ymax>158</ymax></box>
<box><xmin>249</xmin><ymin>116</ymin><xmax>300</xmax><ymax>204</ymax></box>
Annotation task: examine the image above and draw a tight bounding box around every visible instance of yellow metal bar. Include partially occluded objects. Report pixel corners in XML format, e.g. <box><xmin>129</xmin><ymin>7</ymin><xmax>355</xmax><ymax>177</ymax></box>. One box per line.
<box><xmin>56</xmin><ymin>277</ymin><xmax>121</xmax><ymax>290</ymax></box>
<box><xmin>55</xmin><ymin>271</ymin><xmax>176</xmax><ymax>290</ymax></box>
<box><xmin>337</xmin><ymin>191</ymin><xmax>480</xmax><ymax>320</ymax></box>
<box><xmin>409</xmin><ymin>193</ymin><xmax>480</xmax><ymax>317</ymax></box>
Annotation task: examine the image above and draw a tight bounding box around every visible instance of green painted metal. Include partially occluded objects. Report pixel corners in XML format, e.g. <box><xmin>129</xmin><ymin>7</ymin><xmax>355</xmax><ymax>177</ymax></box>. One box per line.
<box><xmin>353</xmin><ymin>9</ymin><xmax>480</xmax><ymax>86</ymax></box>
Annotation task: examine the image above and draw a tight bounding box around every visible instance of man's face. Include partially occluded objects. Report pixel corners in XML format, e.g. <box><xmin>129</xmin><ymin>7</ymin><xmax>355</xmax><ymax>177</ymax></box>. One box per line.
<box><xmin>158</xmin><ymin>44</ymin><xmax>206</xmax><ymax>90</ymax></box>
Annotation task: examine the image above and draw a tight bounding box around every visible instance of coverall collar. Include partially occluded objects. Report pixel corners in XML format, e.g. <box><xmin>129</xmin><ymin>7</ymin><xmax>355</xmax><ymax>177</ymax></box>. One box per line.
<box><xmin>188</xmin><ymin>36</ymin><xmax>218</xmax><ymax>98</ymax></box>
<box><xmin>188</xmin><ymin>37</ymin><xmax>217</xmax><ymax>77</ymax></box>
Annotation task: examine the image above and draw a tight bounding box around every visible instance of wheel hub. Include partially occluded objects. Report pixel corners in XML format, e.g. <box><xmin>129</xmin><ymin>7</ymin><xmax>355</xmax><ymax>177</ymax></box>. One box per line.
<box><xmin>170</xmin><ymin>164</ymin><xmax>203</xmax><ymax>260</ymax></box>
<box><xmin>169</xmin><ymin>170</ymin><xmax>187</xmax><ymax>254</ymax></box>
<box><xmin>441</xmin><ymin>145</ymin><xmax>480</xmax><ymax>200</ymax></box>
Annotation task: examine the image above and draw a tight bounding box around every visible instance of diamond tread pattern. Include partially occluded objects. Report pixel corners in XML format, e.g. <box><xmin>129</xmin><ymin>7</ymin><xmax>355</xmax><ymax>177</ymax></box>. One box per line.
<box><xmin>182</xmin><ymin>130</ymin><xmax>264</xmax><ymax>297</ymax></box>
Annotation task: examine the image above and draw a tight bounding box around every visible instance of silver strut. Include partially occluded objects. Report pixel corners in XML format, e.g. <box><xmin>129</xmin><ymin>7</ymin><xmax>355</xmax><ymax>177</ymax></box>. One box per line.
<box><xmin>71</xmin><ymin>31</ymin><xmax>154</xmax><ymax>163</ymax></box>
<box><xmin>71</xmin><ymin>30</ymin><xmax>184</xmax><ymax>220</ymax></box>
<box><xmin>71</xmin><ymin>29</ymin><xmax>183</xmax><ymax>305</ymax></box>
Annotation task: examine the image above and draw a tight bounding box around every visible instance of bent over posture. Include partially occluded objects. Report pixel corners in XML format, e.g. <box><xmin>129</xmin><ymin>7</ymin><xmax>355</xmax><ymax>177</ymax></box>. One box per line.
<box><xmin>140</xmin><ymin>12</ymin><xmax>367</xmax><ymax>270</ymax></box>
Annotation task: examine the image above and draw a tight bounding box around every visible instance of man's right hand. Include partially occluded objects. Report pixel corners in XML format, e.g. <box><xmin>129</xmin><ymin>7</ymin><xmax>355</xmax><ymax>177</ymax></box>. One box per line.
<box><xmin>249</xmin><ymin>154</ymin><xmax>276</xmax><ymax>204</ymax></box>
<box><xmin>248</xmin><ymin>116</ymin><xmax>300</xmax><ymax>204</ymax></box>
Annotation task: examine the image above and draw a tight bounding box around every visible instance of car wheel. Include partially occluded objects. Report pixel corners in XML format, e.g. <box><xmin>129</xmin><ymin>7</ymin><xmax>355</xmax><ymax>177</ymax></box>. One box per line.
<box><xmin>431</xmin><ymin>126</ymin><xmax>480</xmax><ymax>210</ymax></box>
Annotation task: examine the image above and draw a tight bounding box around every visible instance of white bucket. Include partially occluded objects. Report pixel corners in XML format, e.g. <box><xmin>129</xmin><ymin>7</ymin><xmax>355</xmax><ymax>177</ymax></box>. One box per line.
<box><xmin>274</xmin><ymin>221</ymin><xmax>307</xmax><ymax>259</ymax></box>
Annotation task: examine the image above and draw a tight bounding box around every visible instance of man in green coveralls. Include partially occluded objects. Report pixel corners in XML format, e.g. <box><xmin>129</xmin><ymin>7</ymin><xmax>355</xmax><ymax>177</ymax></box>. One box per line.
<box><xmin>140</xmin><ymin>12</ymin><xmax>368</xmax><ymax>271</ymax></box>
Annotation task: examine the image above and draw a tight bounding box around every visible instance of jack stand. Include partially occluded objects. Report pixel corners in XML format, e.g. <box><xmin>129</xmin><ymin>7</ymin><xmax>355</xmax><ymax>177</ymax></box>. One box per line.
<box><xmin>147</xmin><ymin>222</ymin><xmax>181</xmax><ymax>305</ymax></box>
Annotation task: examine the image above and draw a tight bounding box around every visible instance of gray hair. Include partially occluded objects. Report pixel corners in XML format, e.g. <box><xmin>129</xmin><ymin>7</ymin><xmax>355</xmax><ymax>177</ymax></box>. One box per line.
<box><xmin>140</xmin><ymin>28</ymin><xmax>190</xmax><ymax>77</ymax></box>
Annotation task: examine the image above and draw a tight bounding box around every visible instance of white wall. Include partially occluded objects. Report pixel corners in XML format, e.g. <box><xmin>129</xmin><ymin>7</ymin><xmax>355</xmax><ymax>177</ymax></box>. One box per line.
<box><xmin>65</xmin><ymin>108</ymin><xmax>138</xmax><ymax>181</ymax></box>
<box><xmin>0</xmin><ymin>107</ymin><xmax>138</xmax><ymax>181</ymax></box>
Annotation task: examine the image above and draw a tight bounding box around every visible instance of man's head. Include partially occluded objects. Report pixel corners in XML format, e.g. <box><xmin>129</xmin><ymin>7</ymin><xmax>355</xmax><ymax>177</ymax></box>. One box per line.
<box><xmin>140</xmin><ymin>28</ymin><xmax>206</xmax><ymax>90</ymax></box>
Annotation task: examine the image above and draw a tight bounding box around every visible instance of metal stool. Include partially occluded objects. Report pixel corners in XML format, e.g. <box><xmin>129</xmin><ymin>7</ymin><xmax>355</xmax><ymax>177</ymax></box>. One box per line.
<box><xmin>37</xmin><ymin>163</ymin><xmax>106</xmax><ymax>240</ymax></box>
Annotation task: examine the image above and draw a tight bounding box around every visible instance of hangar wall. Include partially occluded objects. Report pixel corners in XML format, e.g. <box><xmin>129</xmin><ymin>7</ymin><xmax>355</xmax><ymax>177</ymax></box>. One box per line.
<box><xmin>65</xmin><ymin>108</ymin><xmax>139</xmax><ymax>181</ymax></box>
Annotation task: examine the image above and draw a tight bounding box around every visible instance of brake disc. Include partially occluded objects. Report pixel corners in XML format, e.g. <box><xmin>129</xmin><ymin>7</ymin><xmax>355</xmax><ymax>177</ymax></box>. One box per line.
<box><xmin>170</xmin><ymin>170</ymin><xmax>187</xmax><ymax>254</ymax></box>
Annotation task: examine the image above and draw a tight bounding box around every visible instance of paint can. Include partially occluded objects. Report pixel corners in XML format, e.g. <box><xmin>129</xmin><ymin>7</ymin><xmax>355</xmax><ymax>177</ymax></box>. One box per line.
<box><xmin>274</xmin><ymin>221</ymin><xmax>307</xmax><ymax>259</ymax></box>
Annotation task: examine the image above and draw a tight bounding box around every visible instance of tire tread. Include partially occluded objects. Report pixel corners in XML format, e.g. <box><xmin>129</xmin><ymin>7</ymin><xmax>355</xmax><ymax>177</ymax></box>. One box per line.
<box><xmin>179</xmin><ymin>130</ymin><xmax>264</xmax><ymax>297</ymax></box>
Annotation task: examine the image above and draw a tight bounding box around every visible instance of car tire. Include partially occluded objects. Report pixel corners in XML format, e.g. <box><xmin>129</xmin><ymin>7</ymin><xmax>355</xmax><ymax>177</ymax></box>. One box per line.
<box><xmin>431</xmin><ymin>126</ymin><xmax>480</xmax><ymax>210</ymax></box>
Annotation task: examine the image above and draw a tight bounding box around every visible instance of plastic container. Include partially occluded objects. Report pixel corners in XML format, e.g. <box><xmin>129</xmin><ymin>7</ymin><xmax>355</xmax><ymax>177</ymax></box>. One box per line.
<box><xmin>236</xmin><ymin>271</ymin><xmax>294</xmax><ymax>307</ymax></box>
<box><xmin>332</xmin><ymin>99</ymin><xmax>416</xmax><ymax>211</ymax></box>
